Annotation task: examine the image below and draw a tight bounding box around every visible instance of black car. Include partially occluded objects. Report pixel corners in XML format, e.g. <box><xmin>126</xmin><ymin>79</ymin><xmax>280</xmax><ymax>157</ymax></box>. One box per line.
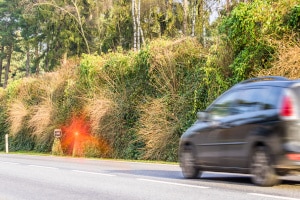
<box><xmin>179</xmin><ymin>76</ymin><xmax>300</xmax><ymax>186</ymax></box>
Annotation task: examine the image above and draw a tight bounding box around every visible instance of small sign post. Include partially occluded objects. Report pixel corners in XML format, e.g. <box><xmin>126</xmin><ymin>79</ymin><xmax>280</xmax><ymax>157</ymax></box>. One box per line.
<box><xmin>5</xmin><ymin>134</ymin><xmax>8</xmax><ymax>153</ymax></box>
<box><xmin>52</xmin><ymin>129</ymin><xmax>63</xmax><ymax>156</ymax></box>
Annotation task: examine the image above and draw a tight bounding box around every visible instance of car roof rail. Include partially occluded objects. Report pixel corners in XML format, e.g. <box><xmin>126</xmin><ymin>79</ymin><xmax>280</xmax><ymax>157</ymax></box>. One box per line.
<box><xmin>239</xmin><ymin>76</ymin><xmax>289</xmax><ymax>84</ymax></box>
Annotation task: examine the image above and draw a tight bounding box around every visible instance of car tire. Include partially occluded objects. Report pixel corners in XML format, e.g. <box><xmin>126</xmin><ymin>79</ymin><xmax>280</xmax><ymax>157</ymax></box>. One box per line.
<box><xmin>250</xmin><ymin>146</ymin><xmax>280</xmax><ymax>186</ymax></box>
<box><xmin>180</xmin><ymin>146</ymin><xmax>201</xmax><ymax>179</ymax></box>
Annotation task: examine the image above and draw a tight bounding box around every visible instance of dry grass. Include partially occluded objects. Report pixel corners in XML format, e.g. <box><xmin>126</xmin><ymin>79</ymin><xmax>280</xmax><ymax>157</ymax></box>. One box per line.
<box><xmin>257</xmin><ymin>36</ymin><xmax>300</xmax><ymax>79</ymax></box>
<box><xmin>137</xmin><ymin>97</ymin><xmax>178</xmax><ymax>160</ymax></box>
<box><xmin>14</xmin><ymin>77</ymin><xmax>40</xmax><ymax>101</ymax></box>
<box><xmin>82</xmin><ymin>136</ymin><xmax>111</xmax><ymax>157</ymax></box>
<box><xmin>6</xmin><ymin>58</ymin><xmax>79</xmax><ymax>139</ymax></box>
<box><xmin>83</xmin><ymin>89</ymin><xmax>122</xmax><ymax>158</ymax></box>
<box><xmin>38</xmin><ymin>58</ymin><xmax>79</xmax><ymax>97</ymax></box>
<box><xmin>28</xmin><ymin>99</ymin><xmax>53</xmax><ymax>136</ymax></box>
<box><xmin>0</xmin><ymin>88</ymin><xmax>5</xmax><ymax>102</ymax></box>
<box><xmin>207</xmin><ymin>36</ymin><xmax>234</xmax><ymax>77</ymax></box>
<box><xmin>84</xmin><ymin>91</ymin><xmax>115</xmax><ymax>135</ymax></box>
<box><xmin>7</xmin><ymin>100</ymin><xmax>29</xmax><ymax>135</ymax></box>
<box><xmin>148</xmin><ymin>37</ymin><xmax>204</xmax><ymax>95</ymax></box>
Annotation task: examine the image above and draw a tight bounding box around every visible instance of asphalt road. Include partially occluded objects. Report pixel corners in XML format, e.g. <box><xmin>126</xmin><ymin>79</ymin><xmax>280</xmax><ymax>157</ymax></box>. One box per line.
<box><xmin>0</xmin><ymin>154</ymin><xmax>300</xmax><ymax>200</ymax></box>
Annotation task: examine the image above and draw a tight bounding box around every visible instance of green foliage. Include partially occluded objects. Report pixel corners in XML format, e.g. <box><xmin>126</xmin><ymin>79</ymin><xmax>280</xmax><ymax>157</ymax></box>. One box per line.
<box><xmin>229</xmin><ymin>43</ymin><xmax>275</xmax><ymax>82</ymax></box>
<box><xmin>219</xmin><ymin>0</ymin><xmax>298</xmax><ymax>82</ymax></box>
<box><xmin>285</xmin><ymin>5</ymin><xmax>300</xmax><ymax>31</ymax></box>
<box><xmin>101</xmin><ymin>0</ymin><xmax>132</xmax><ymax>52</ymax></box>
<box><xmin>0</xmin><ymin>90</ymin><xmax>9</xmax><ymax>151</ymax></box>
<box><xmin>9</xmin><ymin>126</ymin><xmax>36</xmax><ymax>152</ymax></box>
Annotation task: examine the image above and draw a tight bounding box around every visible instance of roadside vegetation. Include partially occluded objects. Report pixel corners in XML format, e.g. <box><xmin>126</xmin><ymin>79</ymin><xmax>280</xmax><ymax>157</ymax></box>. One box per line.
<box><xmin>0</xmin><ymin>0</ymin><xmax>299</xmax><ymax>161</ymax></box>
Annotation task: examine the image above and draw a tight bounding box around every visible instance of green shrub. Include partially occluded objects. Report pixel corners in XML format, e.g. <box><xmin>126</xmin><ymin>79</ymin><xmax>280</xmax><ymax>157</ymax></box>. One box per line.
<box><xmin>9</xmin><ymin>126</ymin><xmax>36</xmax><ymax>152</ymax></box>
<box><xmin>219</xmin><ymin>0</ymin><xmax>299</xmax><ymax>81</ymax></box>
<box><xmin>0</xmin><ymin>89</ymin><xmax>9</xmax><ymax>151</ymax></box>
<box><xmin>286</xmin><ymin>5</ymin><xmax>300</xmax><ymax>31</ymax></box>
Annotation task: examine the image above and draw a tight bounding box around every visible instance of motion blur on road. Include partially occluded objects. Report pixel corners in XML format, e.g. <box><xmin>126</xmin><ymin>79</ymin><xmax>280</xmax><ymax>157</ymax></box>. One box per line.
<box><xmin>0</xmin><ymin>154</ymin><xmax>300</xmax><ymax>200</ymax></box>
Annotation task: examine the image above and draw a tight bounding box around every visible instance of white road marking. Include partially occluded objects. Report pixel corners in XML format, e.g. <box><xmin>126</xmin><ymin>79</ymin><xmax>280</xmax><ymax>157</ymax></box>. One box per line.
<box><xmin>0</xmin><ymin>161</ymin><xmax>20</xmax><ymax>165</ymax></box>
<box><xmin>72</xmin><ymin>170</ymin><xmax>116</xmax><ymax>177</ymax></box>
<box><xmin>248</xmin><ymin>193</ymin><xmax>300</xmax><ymax>200</ymax></box>
<box><xmin>28</xmin><ymin>165</ymin><xmax>59</xmax><ymax>170</ymax></box>
<box><xmin>138</xmin><ymin>178</ymin><xmax>210</xmax><ymax>189</ymax></box>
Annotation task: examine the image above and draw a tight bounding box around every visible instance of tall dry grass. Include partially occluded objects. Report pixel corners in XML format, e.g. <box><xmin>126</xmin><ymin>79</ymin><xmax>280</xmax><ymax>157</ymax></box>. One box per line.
<box><xmin>6</xmin><ymin>59</ymin><xmax>79</xmax><ymax>143</ymax></box>
<box><xmin>257</xmin><ymin>36</ymin><xmax>300</xmax><ymax>79</ymax></box>
<box><xmin>7</xmin><ymin>99</ymin><xmax>29</xmax><ymax>135</ymax></box>
<box><xmin>28</xmin><ymin>99</ymin><xmax>53</xmax><ymax>136</ymax></box>
<box><xmin>137</xmin><ymin>97</ymin><xmax>179</xmax><ymax>160</ymax></box>
<box><xmin>148</xmin><ymin>37</ymin><xmax>204</xmax><ymax>96</ymax></box>
<box><xmin>0</xmin><ymin>88</ymin><xmax>4</xmax><ymax>100</ymax></box>
<box><xmin>84</xmin><ymin>90</ymin><xmax>116</xmax><ymax>135</ymax></box>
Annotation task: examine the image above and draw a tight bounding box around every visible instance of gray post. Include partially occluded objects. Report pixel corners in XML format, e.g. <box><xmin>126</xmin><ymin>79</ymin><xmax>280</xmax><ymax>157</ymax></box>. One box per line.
<box><xmin>5</xmin><ymin>134</ymin><xmax>8</xmax><ymax>153</ymax></box>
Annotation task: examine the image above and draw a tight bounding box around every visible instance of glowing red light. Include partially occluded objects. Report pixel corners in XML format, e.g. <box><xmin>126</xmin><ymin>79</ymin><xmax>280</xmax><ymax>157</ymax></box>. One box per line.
<box><xmin>60</xmin><ymin>115</ymin><xmax>111</xmax><ymax>157</ymax></box>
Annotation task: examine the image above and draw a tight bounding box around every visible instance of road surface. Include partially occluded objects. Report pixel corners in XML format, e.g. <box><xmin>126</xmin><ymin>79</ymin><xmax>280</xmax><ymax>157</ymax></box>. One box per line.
<box><xmin>0</xmin><ymin>154</ymin><xmax>300</xmax><ymax>200</ymax></box>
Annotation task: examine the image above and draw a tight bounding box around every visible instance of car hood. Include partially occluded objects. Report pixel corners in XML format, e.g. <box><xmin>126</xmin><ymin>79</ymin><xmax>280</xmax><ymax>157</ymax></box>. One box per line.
<box><xmin>181</xmin><ymin>120</ymin><xmax>210</xmax><ymax>138</ymax></box>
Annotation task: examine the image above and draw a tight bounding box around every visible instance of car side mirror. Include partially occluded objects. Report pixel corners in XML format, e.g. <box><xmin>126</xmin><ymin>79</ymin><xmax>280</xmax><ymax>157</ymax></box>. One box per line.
<box><xmin>197</xmin><ymin>111</ymin><xmax>209</xmax><ymax>121</ymax></box>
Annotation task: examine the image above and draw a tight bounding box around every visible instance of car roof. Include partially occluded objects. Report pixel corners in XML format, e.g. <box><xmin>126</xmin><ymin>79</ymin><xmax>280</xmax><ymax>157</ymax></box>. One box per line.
<box><xmin>231</xmin><ymin>76</ymin><xmax>300</xmax><ymax>90</ymax></box>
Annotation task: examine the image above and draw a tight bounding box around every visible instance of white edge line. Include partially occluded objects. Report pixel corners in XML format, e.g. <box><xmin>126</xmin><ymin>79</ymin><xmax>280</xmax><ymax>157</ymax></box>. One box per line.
<box><xmin>72</xmin><ymin>170</ymin><xmax>116</xmax><ymax>177</ymax></box>
<box><xmin>28</xmin><ymin>165</ymin><xmax>59</xmax><ymax>170</ymax></box>
<box><xmin>138</xmin><ymin>178</ymin><xmax>209</xmax><ymax>189</ymax></box>
<box><xmin>0</xmin><ymin>161</ymin><xmax>20</xmax><ymax>165</ymax></box>
<box><xmin>248</xmin><ymin>193</ymin><xmax>300</xmax><ymax>200</ymax></box>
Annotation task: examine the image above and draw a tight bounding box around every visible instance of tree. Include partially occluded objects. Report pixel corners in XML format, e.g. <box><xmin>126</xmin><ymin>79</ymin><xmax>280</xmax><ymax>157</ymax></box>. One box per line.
<box><xmin>0</xmin><ymin>0</ymin><xmax>22</xmax><ymax>88</ymax></box>
<box><xmin>0</xmin><ymin>46</ymin><xmax>4</xmax><ymax>84</ymax></box>
<box><xmin>132</xmin><ymin>0</ymin><xmax>145</xmax><ymax>51</ymax></box>
<box><xmin>183</xmin><ymin>0</ymin><xmax>188</xmax><ymax>35</ymax></box>
<box><xmin>19</xmin><ymin>0</ymin><xmax>97</xmax><ymax>71</ymax></box>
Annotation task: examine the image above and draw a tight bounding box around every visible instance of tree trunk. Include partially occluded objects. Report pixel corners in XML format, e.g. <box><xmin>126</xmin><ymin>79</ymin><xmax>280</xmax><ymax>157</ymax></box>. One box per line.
<box><xmin>26</xmin><ymin>48</ymin><xmax>30</xmax><ymax>77</ymax></box>
<box><xmin>191</xmin><ymin>0</ymin><xmax>197</xmax><ymax>37</ymax></box>
<box><xmin>226</xmin><ymin>0</ymin><xmax>230</xmax><ymax>14</ymax></box>
<box><xmin>45</xmin><ymin>41</ymin><xmax>50</xmax><ymax>72</ymax></box>
<box><xmin>4</xmin><ymin>45</ymin><xmax>12</xmax><ymax>88</ymax></box>
<box><xmin>200</xmin><ymin>0</ymin><xmax>206</xmax><ymax>47</ymax></box>
<box><xmin>0</xmin><ymin>46</ymin><xmax>4</xmax><ymax>86</ymax></box>
<box><xmin>137</xmin><ymin>0</ymin><xmax>140</xmax><ymax>50</ymax></box>
<box><xmin>183</xmin><ymin>0</ymin><xmax>188</xmax><ymax>35</ymax></box>
<box><xmin>136</xmin><ymin>0</ymin><xmax>145</xmax><ymax>50</ymax></box>
<box><xmin>35</xmin><ymin>44</ymin><xmax>40</xmax><ymax>75</ymax></box>
<box><xmin>62</xmin><ymin>51</ymin><xmax>67</xmax><ymax>65</ymax></box>
<box><xmin>132</xmin><ymin>0</ymin><xmax>137</xmax><ymax>51</ymax></box>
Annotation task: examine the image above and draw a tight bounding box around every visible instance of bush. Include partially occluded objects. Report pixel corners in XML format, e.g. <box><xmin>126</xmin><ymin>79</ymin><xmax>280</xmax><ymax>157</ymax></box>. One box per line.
<box><xmin>0</xmin><ymin>89</ymin><xmax>8</xmax><ymax>151</ymax></box>
<box><xmin>219</xmin><ymin>0</ymin><xmax>299</xmax><ymax>82</ymax></box>
<box><xmin>286</xmin><ymin>5</ymin><xmax>300</xmax><ymax>32</ymax></box>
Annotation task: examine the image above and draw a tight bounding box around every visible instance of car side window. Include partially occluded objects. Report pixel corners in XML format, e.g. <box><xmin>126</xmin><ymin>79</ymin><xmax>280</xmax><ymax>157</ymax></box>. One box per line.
<box><xmin>260</xmin><ymin>87</ymin><xmax>281</xmax><ymax>109</ymax></box>
<box><xmin>235</xmin><ymin>87</ymin><xmax>280</xmax><ymax>113</ymax></box>
<box><xmin>235</xmin><ymin>89</ymin><xmax>262</xmax><ymax>113</ymax></box>
<box><xmin>208</xmin><ymin>91</ymin><xmax>238</xmax><ymax>119</ymax></box>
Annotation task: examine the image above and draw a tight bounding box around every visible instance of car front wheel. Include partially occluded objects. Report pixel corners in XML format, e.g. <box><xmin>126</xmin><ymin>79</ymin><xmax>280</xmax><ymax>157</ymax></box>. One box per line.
<box><xmin>250</xmin><ymin>146</ymin><xmax>280</xmax><ymax>186</ymax></box>
<box><xmin>180</xmin><ymin>147</ymin><xmax>201</xmax><ymax>179</ymax></box>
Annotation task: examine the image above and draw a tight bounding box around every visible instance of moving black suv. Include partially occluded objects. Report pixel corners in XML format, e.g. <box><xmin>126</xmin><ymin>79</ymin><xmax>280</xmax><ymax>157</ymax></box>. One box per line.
<box><xmin>179</xmin><ymin>76</ymin><xmax>300</xmax><ymax>186</ymax></box>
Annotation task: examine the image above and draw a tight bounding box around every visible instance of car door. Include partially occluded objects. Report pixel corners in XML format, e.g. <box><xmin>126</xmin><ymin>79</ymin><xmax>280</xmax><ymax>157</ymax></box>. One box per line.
<box><xmin>196</xmin><ymin>90</ymin><xmax>239</xmax><ymax>167</ymax></box>
<box><xmin>221</xmin><ymin>87</ymin><xmax>280</xmax><ymax>168</ymax></box>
